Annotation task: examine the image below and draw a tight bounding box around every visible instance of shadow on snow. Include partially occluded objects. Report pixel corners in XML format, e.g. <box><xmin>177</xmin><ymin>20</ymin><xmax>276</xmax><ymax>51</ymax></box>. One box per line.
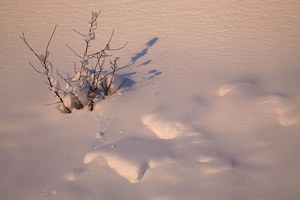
<box><xmin>117</xmin><ymin>37</ymin><xmax>162</xmax><ymax>90</ymax></box>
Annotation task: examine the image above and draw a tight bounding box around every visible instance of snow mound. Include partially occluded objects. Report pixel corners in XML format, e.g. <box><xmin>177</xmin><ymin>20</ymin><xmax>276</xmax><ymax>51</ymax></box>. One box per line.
<box><xmin>142</xmin><ymin>113</ymin><xmax>191</xmax><ymax>139</ymax></box>
<box><xmin>63</xmin><ymin>168</ymin><xmax>83</xmax><ymax>181</ymax></box>
<box><xmin>217</xmin><ymin>84</ymin><xmax>237</xmax><ymax>97</ymax></box>
<box><xmin>198</xmin><ymin>157</ymin><xmax>233</xmax><ymax>174</ymax></box>
<box><xmin>217</xmin><ymin>81</ymin><xmax>300</xmax><ymax>127</ymax></box>
<box><xmin>217</xmin><ymin>79</ymin><xmax>258</xmax><ymax>97</ymax></box>
<box><xmin>102</xmin><ymin>154</ymin><xmax>149</xmax><ymax>183</ymax></box>
<box><xmin>197</xmin><ymin>155</ymin><xmax>214</xmax><ymax>163</ymax></box>
<box><xmin>257</xmin><ymin>95</ymin><xmax>300</xmax><ymax>126</ymax></box>
<box><xmin>84</xmin><ymin>137</ymin><xmax>170</xmax><ymax>183</ymax></box>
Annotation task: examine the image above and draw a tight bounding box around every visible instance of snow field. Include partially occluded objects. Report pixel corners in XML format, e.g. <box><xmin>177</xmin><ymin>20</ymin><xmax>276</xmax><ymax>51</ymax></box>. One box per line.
<box><xmin>1</xmin><ymin>0</ymin><xmax>300</xmax><ymax>199</ymax></box>
<box><xmin>83</xmin><ymin>78</ymin><xmax>300</xmax><ymax>186</ymax></box>
<box><xmin>84</xmin><ymin>110</ymin><xmax>237</xmax><ymax>183</ymax></box>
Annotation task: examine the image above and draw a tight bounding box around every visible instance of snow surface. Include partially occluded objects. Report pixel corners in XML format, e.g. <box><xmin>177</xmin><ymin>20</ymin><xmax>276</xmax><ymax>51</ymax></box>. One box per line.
<box><xmin>1</xmin><ymin>0</ymin><xmax>300</xmax><ymax>200</ymax></box>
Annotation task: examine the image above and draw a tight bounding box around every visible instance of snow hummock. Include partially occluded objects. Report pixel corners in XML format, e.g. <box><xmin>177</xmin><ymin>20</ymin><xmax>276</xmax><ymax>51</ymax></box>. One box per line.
<box><xmin>84</xmin><ymin>137</ymin><xmax>170</xmax><ymax>183</ymax></box>
<box><xmin>141</xmin><ymin>113</ymin><xmax>187</xmax><ymax>139</ymax></box>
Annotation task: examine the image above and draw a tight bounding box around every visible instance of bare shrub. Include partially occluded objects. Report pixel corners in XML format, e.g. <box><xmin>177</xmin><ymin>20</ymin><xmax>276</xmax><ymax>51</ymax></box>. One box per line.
<box><xmin>20</xmin><ymin>11</ymin><xmax>130</xmax><ymax>113</ymax></box>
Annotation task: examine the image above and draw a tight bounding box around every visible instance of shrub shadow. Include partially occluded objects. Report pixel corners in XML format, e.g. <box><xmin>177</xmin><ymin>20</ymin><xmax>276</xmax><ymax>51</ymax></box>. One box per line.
<box><xmin>117</xmin><ymin>37</ymin><xmax>162</xmax><ymax>91</ymax></box>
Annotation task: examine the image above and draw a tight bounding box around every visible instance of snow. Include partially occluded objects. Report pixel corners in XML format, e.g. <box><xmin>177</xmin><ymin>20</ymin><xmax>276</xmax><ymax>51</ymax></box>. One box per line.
<box><xmin>141</xmin><ymin>113</ymin><xmax>187</xmax><ymax>139</ymax></box>
<box><xmin>1</xmin><ymin>0</ymin><xmax>300</xmax><ymax>200</ymax></box>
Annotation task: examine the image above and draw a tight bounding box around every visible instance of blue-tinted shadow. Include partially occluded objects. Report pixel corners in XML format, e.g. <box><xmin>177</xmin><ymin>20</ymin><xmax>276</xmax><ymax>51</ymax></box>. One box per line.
<box><xmin>131</xmin><ymin>48</ymin><xmax>148</xmax><ymax>63</ymax></box>
<box><xmin>119</xmin><ymin>37</ymin><xmax>162</xmax><ymax>90</ymax></box>
<box><xmin>148</xmin><ymin>69</ymin><xmax>162</xmax><ymax>79</ymax></box>
<box><xmin>131</xmin><ymin>37</ymin><xmax>159</xmax><ymax>63</ymax></box>
<box><xmin>146</xmin><ymin>37</ymin><xmax>159</xmax><ymax>47</ymax></box>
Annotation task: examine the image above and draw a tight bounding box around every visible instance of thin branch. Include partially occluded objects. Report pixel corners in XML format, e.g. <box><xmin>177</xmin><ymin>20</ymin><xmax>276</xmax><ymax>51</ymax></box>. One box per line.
<box><xmin>73</xmin><ymin>29</ymin><xmax>86</xmax><ymax>37</ymax></box>
<box><xmin>28</xmin><ymin>62</ymin><xmax>42</xmax><ymax>74</ymax></box>
<box><xmin>45</xmin><ymin>101</ymin><xmax>61</xmax><ymax>106</ymax></box>
<box><xmin>44</xmin><ymin>25</ymin><xmax>58</xmax><ymax>61</ymax></box>
<box><xmin>88</xmin><ymin>101</ymin><xmax>94</xmax><ymax>111</ymax></box>
<box><xmin>70</xmin><ymin>92</ymin><xmax>84</xmax><ymax>109</ymax></box>
<box><xmin>56</xmin><ymin>69</ymin><xmax>71</xmax><ymax>87</ymax></box>
<box><xmin>91</xmin><ymin>53</ymin><xmax>106</xmax><ymax>85</ymax></box>
<box><xmin>43</xmin><ymin>81</ymin><xmax>53</xmax><ymax>91</ymax></box>
<box><xmin>44</xmin><ymin>81</ymin><xmax>65</xmax><ymax>93</ymax></box>
<box><xmin>107</xmin><ymin>58</ymin><xmax>118</xmax><ymax>90</ymax></box>
<box><xmin>89</xmin><ymin>29</ymin><xmax>115</xmax><ymax>58</ymax></box>
<box><xmin>90</xmin><ymin>10</ymin><xmax>102</xmax><ymax>25</ymax></box>
<box><xmin>74</xmin><ymin>62</ymin><xmax>77</xmax><ymax>73</ymax></box>
<box><xmin>54</xmin><ymin>90</ymin><xmax>72</xmax><ymax>113</ymax></box>
<box><xmin>20</xmin><ymin>33</ymin><xmax>44</xmax><ymax>67</ymax></box>
<box><xmin>107</xmin><ymin>29</ymin><xmax>115</xmax><ymax>47</ymax></box>
<box><xmin>87</xmin><ymin>30</ymin><xmax>127</xmax><ymax>58</ymax></box>
<box><xmin>66</xmin><ymin>44</ymin><xmax>82</xmax><ymax>58</ymax></box>
<box><xmin>108</xmin><ymin>41</ymin><xmax>128</xmax><ymax>51</ymax></box>
<box><xmin>99</xmin><ymin>61</ymin><xmax>134</xmax><ymax>82</ymax></box>
<box><xmin>77</xmin><ymin>10</ymin><xmax>102</xmax><ymax>81</ymax></box>
<box><xmin>20</xmin><ymin>25</ymin><xmax>58</xmax><ymax>91</ymax></box>
<box><xmin>88</xmin><ymin>52</ymin><xmax>112</xmax><ymax>58</ymax></box>
<box><xmin>111</xmin><ymin>77</ymin><xmax>129</xmax><ymax>95</ymax></box>
<box><xmin>66</xmin><ymin>82</ymin><xmax>84</xmax><ymax>109</ymax></box>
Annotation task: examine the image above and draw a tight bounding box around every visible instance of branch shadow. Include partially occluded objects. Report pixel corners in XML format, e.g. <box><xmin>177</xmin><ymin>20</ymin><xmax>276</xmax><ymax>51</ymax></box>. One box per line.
<box><xmin>116</xmin><ymin>37</ymin><xmax>162</xmax><ymax>91</ymax></box>
<box><xmin>131</xmin><ymin>37</ymin><xmax>159</xmax><ymax>63</ymax></box>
